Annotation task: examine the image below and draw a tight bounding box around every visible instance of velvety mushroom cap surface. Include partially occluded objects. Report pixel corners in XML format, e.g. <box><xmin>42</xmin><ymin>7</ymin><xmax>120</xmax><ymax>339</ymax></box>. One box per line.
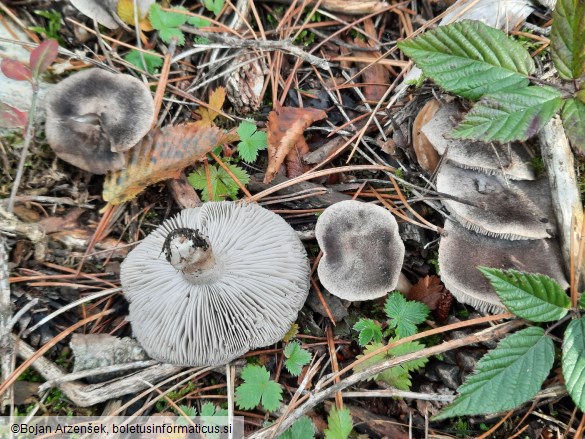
<box><xmin>437</xmin><ymin>163</ymin><xmax>556</xmax><ymax>240</ymax></box>
<box><xmin>121</xmin><ymin>202</ymin><xmax>310</xmax><ymax>367</ymax></box>
<box><xmin>44</xmin><ymin>68</ymin><xmax>154</xmax><ymax>174</ymax></box>
<box><xmin>439</xmin><ymin>220</ymin><xmax>568</xmax><ymax>313</ymax></box>
<box><xmin>315</xmin><ymin>200</ymin><xmax>405</xmax><ymax>301</ymax></box>
<box><xmin>421</xmin><ymin>102</ymin><xmax>535</xmax><ymax>180</ymax></box>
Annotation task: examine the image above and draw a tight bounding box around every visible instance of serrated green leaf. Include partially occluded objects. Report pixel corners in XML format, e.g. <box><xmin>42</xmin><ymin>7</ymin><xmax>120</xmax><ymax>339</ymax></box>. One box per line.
<box><xmin>324</xmin><ymin>407</ymin><xmax>353</xmax><ymax>439</ymax></box>
<box><xmin>188</xmin><ymin>16</ymin><xmax>211</xmax><ymax>27</ymax></box>
<box><xmin>149</xmin><ymin>4</ymin><xmax>187</xmax><ymax>45</ymax></box>
<box><xmin>124</xmin><ymin>50</ymin><xmax>163</xmax><ymax>75</ymax></box>
<box><xmin>278</xmin><ymin>416</ymin><xmax>316</xmax><ymax>439</ymax></box>
<box><xmin>551</xmin><ymin>0</ymin><xmax>585</xmax><ymax>80</ymax></box>
<box><xmin>398</xmin><ymin>20</ymin><xmax>534</xmax><ymax>100</ymax></box>
<box><xmin>579</xmin><ymin>293</ymin><xmax>585</xmax><ymax>310</ymax></box>
<box><xmin>451</xmin><ymin>86</ymin><xmax>563</xmax><ymax>142</ymax></box>
<box><xmin>283</xmin><ymin>342</ymin><xmax>312</xmax><ymax>376</ymax></box>
<box><xmin>237</xmin><ymin>121</ymin><xmax>268</xmax><ymax>163</ymax></box>
<box><xmin>353</xmin><ymin>341</ymin><xmax>428</xmax><ymax>390</ymax></box>
<box><xmin>434</xmin><ymin>327</ymin><xmax>554</xmax><ymax>420</ymax></box>
<box><xmin>353</xmin><ymin>319</ymin><xmax>383</xmax><ymax>346</ymax></box>
<box><xmin>200</xmin><ymin>401</ymin><xmax>227</xmax><ymax>417</ymax></box>
<box><xmin>204</xmin><ymin>0</ymin><xmax>224</xmax><ymax>16</ymax></box>
<box><xmin>385</xmin><ymin>292</ymin><xmax>429</xmax><ymax>339</ymax></box>
<box><xmin>188</xmin><ymin>163</ymin><xmax>250</xmax><ymax>201</ymax></box>
<box><xmin>562</xmin><ymin>98</ymin><xmax>585</xmax><ymax>155</ymax></box>
<box><xmin>563</xmin><ymin>317</ymin><xmax>585</xmax><ymax>411</ymax></box>
<box><xmin>479</xmin><ymin>268</ymin><xmax>569</xmax><ymax>322</ymax></box>
<box><xmin>235</xmin><ymin>365</ymin><xmax>283</xmax><ymax>412</ymax></box>
<box><xmin>177</xmin><ymin>404</ymin><xmax>197</xmax><ymax>417</ymax></box>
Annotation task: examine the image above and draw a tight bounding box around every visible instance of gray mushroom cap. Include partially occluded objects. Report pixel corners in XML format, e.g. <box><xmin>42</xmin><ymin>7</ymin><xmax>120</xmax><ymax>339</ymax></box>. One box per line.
<box><xmin>437</xmin><ymin>163</ymin><xmax>556</xmax><ymax>240</ymax></box>
<box><xmin>439</xmin><ymin>220</ymin><xmax>569</xmax><ymax>313</ymax></box>
<box><xmin>44</xmin><ymin>68</ymin><xmax>154</xmax><ymax>174</ymax></box>
<box><xmin>70</xmin><ymin>0</ymin><xmax>120</xmax><ymax>29</ymax></box>
<box><xmin>315</xmin><ymin>200</ymin><xmax>406</xmax><ymax>301</ymax></box>
<box><xmin>421</xmin><ymin>102</ymin><xmax>535</xmax><ymax>180</ymax></box>
<box><xmin>121</xmin><ymin>201</ymin><xmax>310</xmax><ymax>367</ymax></box>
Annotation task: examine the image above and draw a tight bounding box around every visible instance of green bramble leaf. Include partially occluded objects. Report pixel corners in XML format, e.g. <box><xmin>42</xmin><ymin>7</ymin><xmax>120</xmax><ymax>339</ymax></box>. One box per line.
<box><xmin>188</xmin><ymin>162</ymin><xmax>250</xmax><ymax>201</ymax></box>
<box><xmin>353</xmin><ymin>341</ymin><xmax>428</xmax><ymax>390</ymax></box>
<box><xmin>434</xmin><ymin>327</ymin><xmax>554</xmax><ymax>420</ymax></box>
<box><xmin>562</xmin><ymin>98</ymin><xmax>585</xmax><ymax>155</ymax></box>
<box><xmin>398</xmin><ymin>20</ymin><xmax>534</xmax><ymax>100</ymax></box>
<box><xmin>149</xmin><ymin>4</ymin><xmax>187</xmax><ymax>45</ymax></box>
<box><xmin>550</xmin><ymin>0</ymin><xmax>585</xmax><ymax>80</ymax></box>
<box><xmin>204</xmin><ymin>0</ymin><xmax>224</xmax><ymax>16</ymax></box>
<box><xmin>237</xmin><ymin>120</ymin><xmax>268</xmax><ymax>163</ymax></box>
<box><xmin>385</xmin><ymin>292</ymin><xmax>429</xmax><ymax>339</ymax></box>
<box><xmin>124</xmin><ymin>50</ymin><xmax>163</xmax><ymax>75</ymax></box>
<box><xmin>283</xmin><ymin>341</ymin><xmax>312</xmax><ymax>376</ymax></box>
<box><xmin>563</xmin><ymin>317</ymin><xmax>585</xmax><ymax>411</ymax></box>
<box><xmin>479</xmin><ymin>268</ymin><xmax>569</xmax><ymax>322</ymax></box>
<box><xmin>451</xmin><ymin>86</ymin><xmax>563</xmax><ymax>142</ymax></box>
<box><xmin>352</xmin><ymin>319</ymin><xmax>383</xmax><ymax>346</ymax></box>
<box><xmin>278</xmin><ymin>416</ymin><xmax>316</xmax><ymax>439</ymax></box>
<box><xmin>235</xmin><ymin>365</ymin><xmax>282</xmax><ymax>412</ymax></box>
<box><xmin>324</xmin><ymin>407</ymin><xmax>353</xmax><ymax>439</ymax></box>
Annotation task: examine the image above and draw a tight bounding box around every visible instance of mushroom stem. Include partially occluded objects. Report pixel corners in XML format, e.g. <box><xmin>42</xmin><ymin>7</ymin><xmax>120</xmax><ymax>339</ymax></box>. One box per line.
<box><xmin>396</xmin><ymin>273</ymin><xmax>412</xmax><ymax>294</ymax></box>
<box><xmin>165</xmin><ymin>229</ymin><xmax>216</xmax><ymax>276</ymax></box>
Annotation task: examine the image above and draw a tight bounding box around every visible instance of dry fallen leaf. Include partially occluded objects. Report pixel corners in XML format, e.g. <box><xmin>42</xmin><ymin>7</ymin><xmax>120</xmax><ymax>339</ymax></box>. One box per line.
<box><xmin>194</xmin><ymin>87</ymin><xmax>226</xmax><ymax>127</ymax></box>
<box><xmin>406</xmin><ymin>275</ymin><xmax>453</xmax><ymax>322</ymax></box>
<box><xmin>103</xmin><ymin>123</ymin><xmax>233</xmax><ymax>205</ymax></box>
<box><xmin>412</xmin><ymin>98</ymin><xmax>441</xmax><ymax>172</ymax></box>
<box><xmin>117</xmin><ymin>0</ymin><xmax>154</xmax><ymax>30</ymax></box>
<box><xmin>264</xmin><ymin>107</ymin><xmax>327</xmax><ymax>183</ymax></box>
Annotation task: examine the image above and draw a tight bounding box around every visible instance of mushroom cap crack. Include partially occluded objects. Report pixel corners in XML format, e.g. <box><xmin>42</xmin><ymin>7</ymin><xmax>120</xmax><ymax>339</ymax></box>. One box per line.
<box><xmin>121</xmin><ymin>202</ymin><xmax>310</xmax><ymax>367</ymax></box>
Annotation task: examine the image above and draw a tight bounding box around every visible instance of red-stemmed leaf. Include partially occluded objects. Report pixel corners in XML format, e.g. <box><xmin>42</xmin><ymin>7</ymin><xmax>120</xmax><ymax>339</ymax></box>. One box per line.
<box><xmin>0</xmin><ymin>59</ymin><xmax>32</xmax><ymax>82</ymax></box>
<box><xmin>0</xmin><ymin>103</ymin><xmax>28</xmax><ymax>128</ymax></box>
<box><xmin>30</xmin><ymin>39</ymin><xmax>59</xmax><ymax>78</ymax></box>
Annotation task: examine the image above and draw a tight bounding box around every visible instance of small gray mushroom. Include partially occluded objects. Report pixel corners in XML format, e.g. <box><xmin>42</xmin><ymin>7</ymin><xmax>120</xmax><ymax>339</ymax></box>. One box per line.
<box><xmin>121</xmin><ymin>202</ymin><xmax>310</xmax><ymax>367</ymax></box>
<box><xmin>44</xmin><ymin>68</ymin><xmax>154</xmax><ymax>174</ymax></box>
<box><xmin>315</xmin><ymin>200</ymin><xmax>409</xmax><ymax>301</ymax></box>
<box><xmin>437</xmin><ymin>163</ymin><xmax>556</xmax><ymax>240</ymax></box>
<box><xmin>421</xmin><ymin>101</ymin><xmax>535</xmax><ymax>180</ymax></box>
<box><xmin>439</xmin><ymin>220</ymin><xmax>568</xmax><ymax>313</ymax></box>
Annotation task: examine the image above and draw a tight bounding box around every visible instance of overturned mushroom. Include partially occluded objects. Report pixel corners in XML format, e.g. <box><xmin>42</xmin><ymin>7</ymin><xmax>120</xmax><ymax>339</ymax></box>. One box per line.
<box><xmin>437</xmin><ymin>163</ymin><xmax>556</xmax><ymax>240</ymax></box>
<box><xmin>439</xmin><ymin>220</ymin><xmax>568</xmax><ymax>313</ymax></box>
<box><xmin>121</xmin><ymin>202</ymin><xmax>310</xmax><ymax>366</ymax></box>
<box><xmin>44</xmin><ymin>68</ymin><xmax>154</xmax><ymax>174</ymax></box>
<box><xmin>315</xmin><ymin>200</ymin><xmax>409</xmax><ymax>301</ymax></box>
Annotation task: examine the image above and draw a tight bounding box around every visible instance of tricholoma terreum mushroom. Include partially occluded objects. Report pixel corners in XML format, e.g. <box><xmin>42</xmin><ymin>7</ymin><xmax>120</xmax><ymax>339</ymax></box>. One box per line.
<box><xmin>44</xmin><ymin>68</ymin><xmax>154</xmax><ymax>174</ymax></box>
<box><xmin>121</xmin><ymin>201</ymin><xmax>310</xmax><ymax>366</ymax></box>
<box><xmin>315</xmin><ymin>200</ymin><xmax>409</xmax><ymax>301</ymax></box>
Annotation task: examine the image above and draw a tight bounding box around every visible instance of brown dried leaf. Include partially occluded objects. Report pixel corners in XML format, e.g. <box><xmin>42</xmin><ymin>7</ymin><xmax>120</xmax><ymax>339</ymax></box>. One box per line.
<box><xmin>405</xmin><ymin>275</ymin><xmax>445</xmax><ymax>310</ymax></box>
<box><xmin>194</xmin><ymin>87</ymin><xmax>226</xmax><ymax>127</ymax></box>
<box><xmin>264</xmin><ymin>107</ymin><xmax>327</xmax><ymax>183</ymax></box>
<box><xmin>412</xmin><ymin>99</ymin><xmax>441</xmax><ymax>172</ymax></box>
<box><xmin>103</xmin><ymin>123</ymin><xmax>231</xmax><ymax>205</ymax></box>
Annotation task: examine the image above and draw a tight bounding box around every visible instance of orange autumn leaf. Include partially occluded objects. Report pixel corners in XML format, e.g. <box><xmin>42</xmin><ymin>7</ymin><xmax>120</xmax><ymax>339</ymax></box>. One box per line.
<box><xmin>194</xmin><ymin>87</ymin><xmax>226</xmax><ymax>127</ymax></box>
<box><xmin>264</xmin><ymin>107</ymin><xmax>327</xmax><ymax>183</ymax></box>
<box><xmin>103</xmin><ymin>123</ymin><xmax>233</xmax><ymax>205</ymax></box>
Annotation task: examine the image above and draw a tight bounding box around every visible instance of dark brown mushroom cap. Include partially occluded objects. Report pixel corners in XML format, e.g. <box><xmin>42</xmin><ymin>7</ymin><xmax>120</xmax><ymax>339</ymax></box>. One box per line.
<box><xmin>121</xmin><ymin>202</ymin><xmax>310</xmax><ymax>367</ymax></box>
<box><xmin>421</xmin><ymin>102</ymin><xmax>535</xmax><ymax>180</ymax></box>
<box><xmin>315</xmin><ymin>200</ymin><xmax>405</xmax><ymax>301</ymax></box>
<box><xmin>439</xmin><ymin>220</ymin><xmax>568</xmax><ymax>313</ymax></box>
<box><xmin>44</xmin><ymin>68</ymin><xmax>154</xmax><ymax>174</ymax></box>
<box><xmin>437</xmin><ymin>163</ymin><xmax>556</xmax><ymax>240</ymax></box>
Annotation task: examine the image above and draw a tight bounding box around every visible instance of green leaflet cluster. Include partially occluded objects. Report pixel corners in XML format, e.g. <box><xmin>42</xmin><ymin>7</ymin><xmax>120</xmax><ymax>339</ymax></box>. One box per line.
<box><xmin>434</xmin><ymin>268</ymin><xmax>585</xmax><ymax>420</ymax></box>
<box><xmin>398</xmin><ymin>0</ymin><xmax>585</xmax><ymax>154</ymax></box>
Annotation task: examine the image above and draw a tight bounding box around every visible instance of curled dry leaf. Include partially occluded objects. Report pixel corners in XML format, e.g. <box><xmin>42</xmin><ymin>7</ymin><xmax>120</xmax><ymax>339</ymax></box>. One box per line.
<box><xmin>103</xmin><ymin>123</ymin><xmax>233</xmax><ymax>205</ymax></box>
<box><xmin>264</xmin><ymin>106</ymin><xmax>327</xmax><ymax>184</ymax></box>
<box><xmin>412</xmin><ymin>98</ymin><xmax>441</xmax><ymax>172</ymax></box>
<box><xmin>405</xmin><ymin>275</ymin><xmax>453</xmax><ymax>322</ymax></box>
<box><xmin>193</xmin><ymin>87</ymin><xmax>226</xmax><ymax>127</ymax></box>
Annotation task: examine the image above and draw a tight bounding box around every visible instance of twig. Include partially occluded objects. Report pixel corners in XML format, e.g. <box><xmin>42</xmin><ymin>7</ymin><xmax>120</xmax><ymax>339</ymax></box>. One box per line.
<box><xmin>341</xmin><ymin>390</ymin><xmax>454</xmax><ymax>402</ymax></box>
<box><xmin>250</xmin><ymin>319</ymin><xmax>523</xmax><ymax>438</ymax></box>
<box><xmin>0</xmin><ymin>236</ymin><xmax>13</xmax><ymax>413</ymax></box>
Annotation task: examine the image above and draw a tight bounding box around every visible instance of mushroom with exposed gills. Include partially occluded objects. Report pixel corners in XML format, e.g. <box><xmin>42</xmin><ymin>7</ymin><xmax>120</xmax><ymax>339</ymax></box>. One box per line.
<box><xmin>121</xmin><ymin>201</ymin><xmax>311</xmax><ymax>367</ymax></box>
<box><xmin>44</xmin><ymin>68</ymin><xmax>154</xmax><ymax>174</ymax></box>
<box><xmin>315</xmin><ymin>200</ymin><xmax>410</xmax><ymax>301</ymax></box>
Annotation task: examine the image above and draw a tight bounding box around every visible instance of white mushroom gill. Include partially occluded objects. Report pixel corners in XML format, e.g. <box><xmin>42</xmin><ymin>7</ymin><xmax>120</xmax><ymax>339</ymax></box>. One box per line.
<box><xmin>121</xmin><ymin>202</ymin><xmax>310</xmax><ymax>366</ymax></box>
